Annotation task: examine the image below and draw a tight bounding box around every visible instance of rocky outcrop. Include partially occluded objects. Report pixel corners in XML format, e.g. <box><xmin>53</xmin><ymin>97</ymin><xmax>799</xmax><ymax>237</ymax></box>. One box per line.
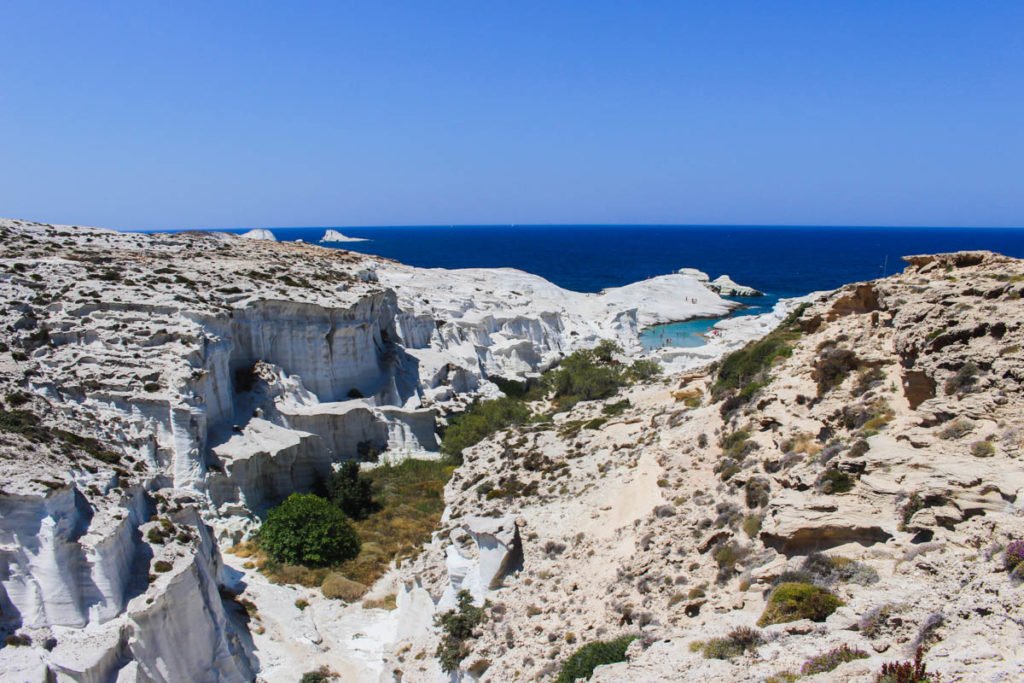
<box><xmin>239</xmin><ymin>229</ymin><xmax>276</xmax><ymax>241</ymax></box>
<box><xmin>384</xmin><ymin>251</ymin><xmax>1024</xmax><ymax>682</ymax></box>
<box><xmin>0</xmin><ymin>217</ymin><xmax>761</xmax><ymax>681</ymax></box>
<box><xmin>0</xmin><ymin>468</ymin><xmax>255</xmax><ymax>682</ymax></box>
<box><xmin>9</xmin><ymin>214</ymin><xmax>1021</xmax><ymax>683</ymax></box>
<box><xmin>321</xmin><ymin>229</ymin><xmax>368</xmax><ymax>243</ymax></box>
<box><xmin>677</xmin><ymin>267</ymin><xmax>764</xmax><ymax>296</ymax></box>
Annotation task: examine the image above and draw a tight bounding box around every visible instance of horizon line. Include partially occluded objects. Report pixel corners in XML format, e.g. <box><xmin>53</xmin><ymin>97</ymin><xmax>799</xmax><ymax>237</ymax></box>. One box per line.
<box><xmin>127</xmin><ymin>222</ymin><xmax>1024</xmax><ymax>233</ymax></box>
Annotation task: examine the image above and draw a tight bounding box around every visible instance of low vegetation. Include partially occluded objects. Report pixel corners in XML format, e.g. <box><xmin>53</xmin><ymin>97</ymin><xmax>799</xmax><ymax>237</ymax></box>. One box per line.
<box><xmin>712</xmin><ymin>304</ymin><xmax>807</xmax><ymax>409</ymax></box>
<box><xmin>259</xmin><ymin>493</ymin><xmax>360</xmax><ymax>567</ymax></box>
<box><xmin>1004</xmin><ymin>540</ymin><xmax>1024</xmax><ymax>572</ymax></box>
<box><xmin>325</xmin><ymin>461</ymin><xmax>380</xmax><ymax>520</ymax></box>
<box><xmin>441</xmin><ymin>396</ymin><xmax>534</xmax><ymax>462</ymax></box>
<box><xmin>801</xmin><ymin>645</ymin><xmax>869</xmax><ymax>675</ymax></box>
<box><xmin>875</xmin><ymin>648</ymin><xmax>940</xmax><ymax>682</ymax></box>
<box><xmin>0</xmin><ymin>407</ymin><xmax>122</xmax><ymax>464</ymax></box>
<box><xmin>548</xmin><ymin>341</ymin><xmax>658</xmax><ymax>408</ymax></box>
<box><xmin>299</xmin><ymin>667</ymin><xmax>337</xmax><ymax>683</ymax></box>
<box><xmin>970</xmin><ymin>440</ymin><xmax>995</xmax><ymax>458</ymax></box>
<box><xmin>813</xmin><ymin>345</ymin><xmax>860</xmax><ymax>395</ymax></box>
<box><xmin>800</xmin><ymin>552</ymin><xmax>879</xmax><ymax>586</ymax></box>
<box><xmin>757</xmin><ymin>582</ymin><xmax>843</xmax><ymax>626</ymax></box>
<box><xmin>938</xmin><ymin>417</ymin><xmax>974</xmax><ymax>440</ymax></box>
<box><xmin>556</xmin><ymin>634</ymin><xmax>637</xmax><ymax>683</ymax></box>
<box><xmin>436</xmin><ymin>589</ymin><xmax>486</xmax><ymax>673</ymax></box>
<box><xmin>442</xmin><ymin>340</ymin><xmax>659</xmax><ymax>461</ymax></box>
<box><xmin>693</xmin><ymin>626</ymin><xmax>764</xmax><ymax>660</ymax></box>
<box><xmin>817</xmin><ymin>467</ymin><xmax>855</xmax><ymax>494</ymax></box>
<box><xmin>340</xmin><ymin>458</ymin><xmax>454</xmax><ymax>586</ymax></box>
<box><xmin>943</xmin><ymin>362</ymin><xmax>978</xmax><ymax>395</ymax></box>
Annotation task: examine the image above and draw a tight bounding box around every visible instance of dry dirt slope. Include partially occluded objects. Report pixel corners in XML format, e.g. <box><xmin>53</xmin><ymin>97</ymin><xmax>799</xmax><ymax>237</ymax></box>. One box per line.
<box><xmin>387</xmin><ymin>251</ymin><xmax>1024</xmax><ymax>682</ymax></box>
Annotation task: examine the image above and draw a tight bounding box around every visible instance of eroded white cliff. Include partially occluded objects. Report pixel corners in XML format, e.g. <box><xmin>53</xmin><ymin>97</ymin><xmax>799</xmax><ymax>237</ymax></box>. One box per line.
<box><xmin>0</xmin><ymin>217</ymin><xmax>765</xmax><ymax>682</ymax></box>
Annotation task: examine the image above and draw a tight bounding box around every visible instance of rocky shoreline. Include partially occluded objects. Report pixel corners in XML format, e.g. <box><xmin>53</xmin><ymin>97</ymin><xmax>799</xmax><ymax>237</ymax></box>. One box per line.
<box><xmin>1</xmin><ymin>218</ymin><xmax>1021</xmax><ymax>682</ymax></box>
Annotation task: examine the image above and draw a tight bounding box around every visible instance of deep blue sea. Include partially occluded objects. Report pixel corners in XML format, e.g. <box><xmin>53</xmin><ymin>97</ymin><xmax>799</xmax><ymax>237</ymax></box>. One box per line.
<box><xmin>210</xmin><ymin>225</ymin><xmax>1024</xmax><ymax>348</ymax></box>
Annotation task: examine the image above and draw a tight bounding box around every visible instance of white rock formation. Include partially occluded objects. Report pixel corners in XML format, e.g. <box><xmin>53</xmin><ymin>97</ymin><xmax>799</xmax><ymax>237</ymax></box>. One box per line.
<box><xmin>0</xmin><ymin>216</ymin><xmax>806</xmax><ymax>682</ymax></box>
<box><xmin>677</xmin><ymin>267</ymin><xmax>764</xmax><ymax>296</ymax></box>
<box><xmin>239</xmin><ymin>228</ymin><xmax>276</xmax><ymax>241</ymax></box>
<box><xmin>376</xmin><ymin>263</ymin><xmax>745</xmax><ymax>402</ymax></box>
<box><xmin>0</xmin><ymin>217</ymin><xmax>759</xmax><ymax>680</ymax></box>
<box><xmin>709</xmin><ymin>274</ymin><xmax>762</xmax><ymax>296</ymax></box>
<box><xmin>321</xmin><ymin>229</ymin><xmax>368</xmax><ymax>243</ymax></box>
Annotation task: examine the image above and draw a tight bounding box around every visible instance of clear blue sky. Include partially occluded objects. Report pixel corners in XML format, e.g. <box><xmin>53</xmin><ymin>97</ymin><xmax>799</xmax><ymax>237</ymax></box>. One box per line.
<box><xmin>1</xmin><ymin>2</ymin><xmax>1021</xmax><ymax>230</ymax></box>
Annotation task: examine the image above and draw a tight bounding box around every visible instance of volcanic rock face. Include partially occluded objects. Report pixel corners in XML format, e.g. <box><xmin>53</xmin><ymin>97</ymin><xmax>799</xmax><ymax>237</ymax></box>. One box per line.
<box><xmin>384</xmin><ymin>251</ymin><xmax>1024</xmax><ymax>682</ymax></box>
<box><xmin>0</xmin><ymin>217</ymin><xmax>754</xmax><ymax>681</ymax></box>
<box><xmin>7</xmin><ymin>214</ymin><xmax>1019</xmax><ymax>683</ymax></box>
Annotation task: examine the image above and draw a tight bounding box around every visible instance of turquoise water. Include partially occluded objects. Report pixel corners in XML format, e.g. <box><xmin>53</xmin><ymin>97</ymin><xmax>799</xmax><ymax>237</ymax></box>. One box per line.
<box><xmin>640</xmin><ymin>317</ymin><xmax>723</xmax><ymax>349</ymax></box>
<box><xmin>638</xmin><ymin>295</ymin><xmax>772</xmax><ymax>350</ymax></box>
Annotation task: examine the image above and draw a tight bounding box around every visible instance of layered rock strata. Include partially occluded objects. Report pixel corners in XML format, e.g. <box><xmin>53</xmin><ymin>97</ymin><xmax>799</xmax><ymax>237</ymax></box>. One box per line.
<box><xmin>384</xmin><ymin>251</ymin><xmax>1024</xmax><ymax>682</ymax></box>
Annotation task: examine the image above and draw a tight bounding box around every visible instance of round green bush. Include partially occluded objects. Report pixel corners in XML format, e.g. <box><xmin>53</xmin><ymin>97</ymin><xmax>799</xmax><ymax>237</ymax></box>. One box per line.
<box><xmin>556</xmin><ymin>635</ymin><xmax>636</xmax><ymax>683</ymax></box>
<box><xmin>259</xmin><ymin>493</ymin><xmax>360</xmax><ymax>567</ymax></box>
<box><xmin>757</xmin><ymin>582</ymin><xmax>843</xmax><ymax>626</ymax></box>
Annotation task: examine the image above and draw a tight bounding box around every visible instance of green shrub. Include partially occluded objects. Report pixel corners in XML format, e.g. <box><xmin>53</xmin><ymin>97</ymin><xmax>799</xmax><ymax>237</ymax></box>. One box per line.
<box><xmin>260</xmin><ymin>494</ymin><xmax>360</xmax><ymax>567</ymax></box>
<box><xmin>602</xmin><ymin>399</ymin><xmax>631</xmax><ymax>416</ymax></box>
<box><xmin>742</xmin><ymin>514</ymin><xmax>763</xmax><ymax>538</ymax></box>
<box><xmin>0</xmin><ymin>408</ymin><xmax>122</xmax><ymax>464</ymax></box>
<box><xmin>817</xmin><ymin>468</ymin><xmax>854</xmax><ymax>494</ymax></box>
<box><xmin>556</xmin><ymin>634</ymin><xmax>637</xmax><ymax>683</ymax></box>
<box><xmin>745</xmin><ymin>477</ymin><xmax>771</xmax><ymax>508</ymax></box>
<box><xmin>937</xmin><ymin>417</ymin><xmax>974</xmax><ymax>440</ymax></box>
<box><xmin>714</xmin><ymin>337</ymin><xmax>792</xmax><ymax>399</ymax></box>
<box><xmin>801</xmin><ymin>553</ymin><xmax>879</xmax><ymax>586</ymax></box>
<box><xmin>624</xmin><ymin>359</ymin><xmax>661</xmax><ymax>382</ymax></box>
<box><xmin>299</xmin><ymin>666</ymin><xmax>335</xmax><ymax>683</ymax></box>
<box><xmin>943</xmin><ymin>362</ymin><xmax>978</xmax><ymax>395</ymax></box>
<box><xmin>757</xmin><ymin>582</ymin><xmax>843</xmax><ymax>626</ymax></box>
<box><xmin>441</xmin><ymin>397</ymin><xmax>533</xmax><ymax>462</ymax></box>
<box><xmin>326</xmin><ymin>461</ymin><xmax>379</xmax><ymax>520</ymax></box>
<box><xmin>490</xmin><ymin>375</ymin><xmax>546</xmax><ymax>400</ymax></box>
<box><xmin>970</xmin><ymin>440</ymin><xmax>995</xmax><ymax>458</ymax></box>
<box><xmin>801</xmin><ymin>644</ymin><xmax>869</xmax><ymax>675</ymax></box>
<box><xmin>4</xmin><ymin>633</ymin><xmax>31</xmax><ymax>647</ymax></box>
<box><xmin>712</xmin><ymin>304</ymin><xmax>806</xmax><ymax>402</ymax></box>
<box><xmin>5</xmin><ymin>391</ymin><xmax>29</xmax><ymax>407</ymax></box>
<box><xmin>854</xmin><ymin>367</ymin><xmax>887</xmax><ymax>396</ymax></box>
<box><xmin>547</xmin><ymin>349</ymin><xmax>625</xmax><ymax>407</ymax></box>
<box><xmin>814</xmin><ymin>347</ymin><xmax>860</xmax><ymax>395</ymax></box>
<box><xmin>153</xmin><ymin>560</ymin><xmax>173</xmax><ymax>573</ymax></box>
<box><xmin>721</xmin><ymin>429</ymin><xmax>754</xmax><ymax>459</ymax></box>
<box><xmin>713</xmin><ymin>541</ymin><xmax>749</xmax><ymax>583</ymax></box>
<box><xmin>592</xmin><ymin>339</ymin><xmax>622</xmax><ymax>363</ymax></box>
<box><xmin>699</xmin><ymin>626</ymin><xmax>764</xmax><ymax>660</ymax></box>
<box><xmin>436</xmin><ymin>590</ymin><xmax>486</xmax><ymax>673</ymax></box>
<box><xmin>765</xmin><ymin>673</ymin><xmax>800</xmax><ymax>683</ymax></box>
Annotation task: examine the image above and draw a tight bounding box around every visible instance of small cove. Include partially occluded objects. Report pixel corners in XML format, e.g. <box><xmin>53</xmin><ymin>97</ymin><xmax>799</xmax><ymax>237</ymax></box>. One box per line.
<box><xmin>639</xmin><ymin>295</ymin><xmax>774</xmax><ymax>350</ymax></box>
